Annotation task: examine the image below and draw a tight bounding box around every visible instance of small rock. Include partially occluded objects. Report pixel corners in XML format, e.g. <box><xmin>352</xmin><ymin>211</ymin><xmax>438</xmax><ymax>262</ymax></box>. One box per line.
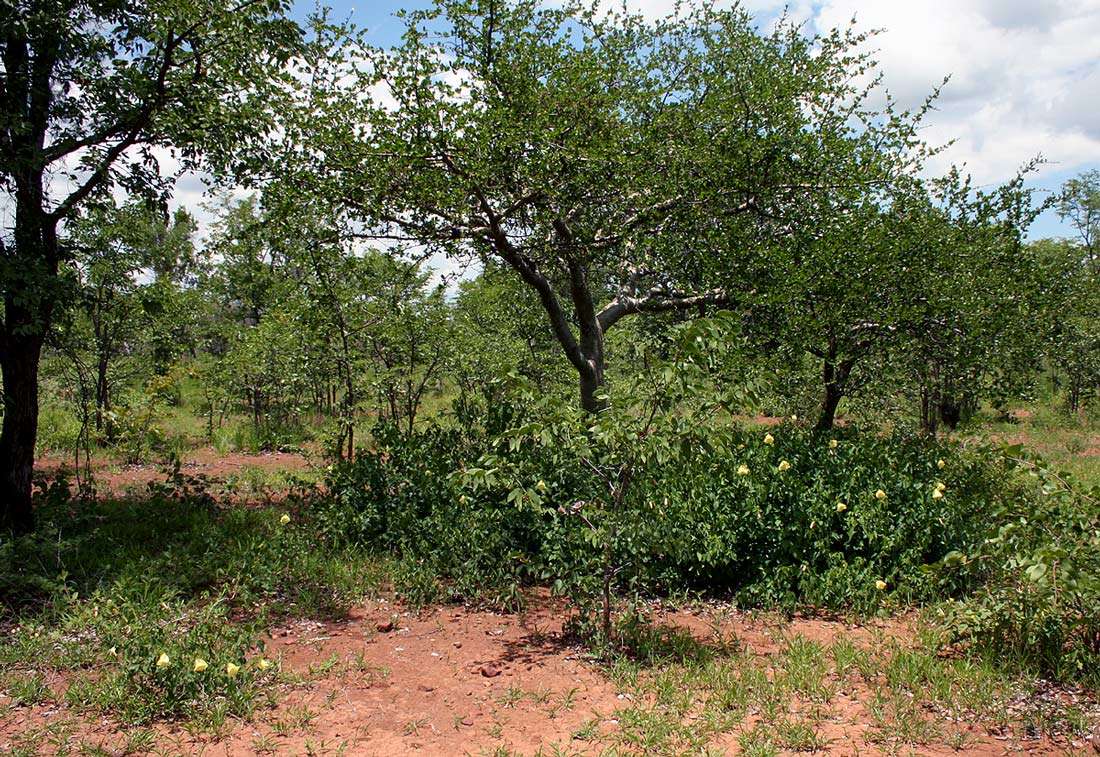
<box><xmin>418</xmin><ymin>684</ymin><xmax>435</xmax><ymax>692</ymax></box>
<box><xmin>453</xmin><ymin>642</ymin><xmax>462</xmax><ymax>648</ymax></box>
<box><xmin>479</xmin><ymin>663</ymin><xmax>501</xmax><ymax>678</ymax></box>
<box><xmin>461</xmin><ymin>718</ymin><xmax>474</xmax><ymax>726</ymax></box>
<box><xmin>376</xmin><ymin>621</ymin><xmax>394</xmax><ymax>633</ymax></box>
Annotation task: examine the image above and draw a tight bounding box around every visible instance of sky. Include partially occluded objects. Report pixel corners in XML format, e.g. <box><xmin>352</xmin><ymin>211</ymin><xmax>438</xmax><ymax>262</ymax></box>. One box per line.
<box><xmin>287</xmin><ymin>0</ymin><xmax>1100</xmax><ymax>241</ymax></box>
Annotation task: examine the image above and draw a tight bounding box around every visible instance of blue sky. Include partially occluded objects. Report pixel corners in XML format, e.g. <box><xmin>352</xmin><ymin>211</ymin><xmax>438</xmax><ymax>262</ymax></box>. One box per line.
<box><xmin>290</xmin><ymin>0</ymin><xmax>1100</xmax><ymax>240</ymax></box>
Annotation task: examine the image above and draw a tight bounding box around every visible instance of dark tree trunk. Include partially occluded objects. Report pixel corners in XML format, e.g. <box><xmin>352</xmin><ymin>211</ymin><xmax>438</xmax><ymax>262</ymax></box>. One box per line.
<box><xmin>920</xmin><ymin>361</ymin><xmax>941</xmax><ymax>436</ymax></box>
<box><xmin>2</xmin><ymin>172</ymin><xmax>60</xmax><ymax>533</ymax></box>
<box><xmin>578</xmin><ymin>359</ymin><xmax>604</xmax><ymax>414</ymax></box>
<box><xmin>816</xmin><ymin>380</ymin><xmax>844</xmax><ymax>431</ymax></box>
<box><xmin>938</xmin><ymin>395</ymin><xmax>962</xmax><ymax>430</ymax></box>
<box><xmin>0</xmin><ymin>329</ymin><xmax>44</xmax><ymax>535</ymax></box>
<box><xmin>95</xmin><ymin>352</ymin><xmax>110</xmax><ymax>436</ymax></box>
<box><xmin>815</xmin><ymin>355</ymin><xmax>853</xmax><ymax>432</ymax></box>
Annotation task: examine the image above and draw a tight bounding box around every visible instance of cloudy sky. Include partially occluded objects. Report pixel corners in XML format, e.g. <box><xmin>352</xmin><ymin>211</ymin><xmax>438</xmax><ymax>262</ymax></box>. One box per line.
<box><xmin>304</xmin><ymin>0</ymin><xmax>1100</xmax><ymax>240</ymax></box>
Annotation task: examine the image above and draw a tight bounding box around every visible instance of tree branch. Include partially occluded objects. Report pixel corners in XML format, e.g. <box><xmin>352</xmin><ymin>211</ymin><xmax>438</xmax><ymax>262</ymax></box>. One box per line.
<box><xmin>597</xmin><ymin>287</ymin><xmax>729</xmax><ymax>332</ymax></box>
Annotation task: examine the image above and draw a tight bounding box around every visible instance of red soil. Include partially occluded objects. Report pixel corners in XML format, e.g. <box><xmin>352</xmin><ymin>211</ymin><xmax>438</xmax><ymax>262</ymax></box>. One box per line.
<box><xmin>35</xmin><ymin>447</ymin><xmax>314</xmax><ymax>498</ymax></box>
<box><xmin>3</xmin><ymin>596</ymin><xmax>1094</xmax><ymax>755</ymax></box>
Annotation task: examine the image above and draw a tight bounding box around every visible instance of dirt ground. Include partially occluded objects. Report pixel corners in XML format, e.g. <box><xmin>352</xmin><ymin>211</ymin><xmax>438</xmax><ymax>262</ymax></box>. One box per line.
<box><xmin>3</xmin><ymin>595</ymin><xmax>1096</xmax><ymax>756</ymax></box>
<box><xmin>35</xmin><ymin>447</ymin><xmax>315</xmax><ymax>498</ymax></box>
<box><xmin>11</xmin><ymin>437</ymin><xmax>1100</xmax><ymax>755</ymax></box>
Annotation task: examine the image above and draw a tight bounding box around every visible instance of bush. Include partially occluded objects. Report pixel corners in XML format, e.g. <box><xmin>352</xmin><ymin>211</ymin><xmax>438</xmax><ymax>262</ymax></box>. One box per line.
<box><xmin>937</xmin><ymin>450</ymin><xmax>1100</xmax><ymax>687</ymax></box>
<box><xmin>321</xmin><ymin>352</ymin><xmax>1094</xmax><ymax>683</ymax></box>
<box><xmin>102</xmin><ymin>389</ymin><xmax>167</xmax><ymax>464</ymax></box>
<box><xmin>322</xmin><ymin>422</ymin><xmax>542</xmax><ymax>609</ymax></box>
<box><xmin>638</xmin><ymin>425</ymin><xmax>996</xmax><ymax>610</ymax></box>
<box><xmin>324</xmin><ymin>415</ymin><xmax>999</xmax><ymax>617</ymax></box>
<box><xmin>35</xmin><ymin>400</ymin><xmax>86</xmax><ymax>456</ymax></box>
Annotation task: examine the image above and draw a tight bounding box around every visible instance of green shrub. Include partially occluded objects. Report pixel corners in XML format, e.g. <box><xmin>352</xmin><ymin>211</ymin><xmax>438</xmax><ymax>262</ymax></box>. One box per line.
<box><xmin>322</xmin><ymin>421</ymin><xmax>540</xmax><ymax>609</ymax></box>
<box><xmin>324</xmin><ymin>416</ymin><xmax>996</xmax><ymax>616</ymax></box>
<box><xmin>936</xmin><ymin>451</ymin><xmax>1100</xmax><ymax>687</ymax></box>
<box><xmin>105</xmin><ymin>392</ymin><xmax>165</xmax><ymax>464</ymax></box>
<box><xmin>35</xmin><ymin>398</ymin><xmax>85</xmax><ymax>455</ymax></box>
<box><xmin>320</xmin><ymin>367</ymin><xmax>1094</xmax><ymax>683</ymax></box>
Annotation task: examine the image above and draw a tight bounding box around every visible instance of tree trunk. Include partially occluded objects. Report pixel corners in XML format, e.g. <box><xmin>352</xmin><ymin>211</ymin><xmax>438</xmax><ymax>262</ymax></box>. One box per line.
<box><xmin>579</xmin><ymin>360</ymin><xmax>604</xmax><ymax>414</ymax></box>
<box><xmin>938</xmin><ymin>395</ymin><xmax>962</xmax><ymax>430</ymax></box>
<box><xmin>0</xmin><ymin>330</ymin><xmax>44</xmax><ymax>535</ymax></box>
<box><xmin>1</xmin><ymin>174</ymin><xmax>60</xmax><ymax>534</ymax></box>
<box><xmin>815</xmin><ymin>355</ymin><xmax>853</xmax><ymax>432</ymax></box>
<box><xmin>815</xmin><ymin>380</ymin><xmax>844</xmax><ymax>431</ymax></box>
<box><xmin>95</xmin><ymin>352</ymin><xmax>110</xmax><ymax>437</ymax></box>
<box><xmin>920</xmin><ymin>361</ymin><xmax>941</xmax><ymax>436</ymax></box>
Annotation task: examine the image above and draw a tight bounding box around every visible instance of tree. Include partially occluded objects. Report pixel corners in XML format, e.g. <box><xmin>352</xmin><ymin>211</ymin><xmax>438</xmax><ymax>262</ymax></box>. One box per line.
<box><xmin>1058</xmin><ymin>170</ymin><xmax>1100</xmax><ymax>275</ymax></box>
<box><xmin>359</xmin><ymin>253</ymin><xmax>454</xmax><ymax>434</ymax></box>
<box><xmin>738</xmin><ymin>182</ymin><xmax>931</xmax><ymax>431</ymax></box>
<box><xmin>0</xmin><ymin>0</ymin><xmax>301</xmax><ymax>533</ymax></box>
<box><xmin>286</xmin><ymin>0</ymin><xmax>915</xmax><ymax>413</ymax></box>
<box><xmin>67</xmin><ymin>202</ymin><xmax>196</xmax><ymax>437</ymax></box>
<box><xmin>452</xmin><ymin>263</ymin><xmax>569</xmax><ymax>412</ymax></box>
<box><xmin>906</xmin><ymin>168</ymin><xmax>1050</xmax><ymax>433</ymax></box>
<box><xmin>1033</xmin><ymin>238</ymin><xmax>1100</xmax><ymax>414</ymax></box>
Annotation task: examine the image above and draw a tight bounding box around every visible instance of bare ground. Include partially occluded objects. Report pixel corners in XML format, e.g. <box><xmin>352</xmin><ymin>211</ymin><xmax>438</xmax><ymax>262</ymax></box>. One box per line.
<box><xmin>3</xmin><ymin>594</ymin><xmax>1097</xmax><ymax>756</ymax></box>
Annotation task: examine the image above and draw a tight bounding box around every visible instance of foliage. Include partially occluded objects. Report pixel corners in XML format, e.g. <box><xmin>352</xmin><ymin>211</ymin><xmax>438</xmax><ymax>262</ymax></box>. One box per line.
<box><xmin>0</xmin><ymin>0</ymin><xmax>304</xmax><ymax>532</ymax></box>
<box><xmin>282</xmin><ymin>0</ymin><xmax>950</xmax><ymax>412</ymax></box>
<box><xmin>324</xmin><ymin>320</ymin><xmax>1007</xmax><ymax>631</ymax></box>
<box><xmin>322</xmin><ymin>419</ymin><xmax>538</xmax><ymax>610</ymax></box>
<box><xmin>937</xmin><ymin>450</ymin><xmax>1100</xmax><ymax>687</ymax></box>
<box><xmin>1058</xmin><ymin>169</ymin><xmax>1099</xmax><ymax>274</ymax></box>
<box><xmin>0</xmin><ymin>473</ymin><xmax>384</xmax><ymax>723</ymax></box>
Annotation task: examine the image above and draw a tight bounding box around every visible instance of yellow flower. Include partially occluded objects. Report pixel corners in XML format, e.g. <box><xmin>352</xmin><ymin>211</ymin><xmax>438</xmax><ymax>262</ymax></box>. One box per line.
<box><xmin>257</xmin><ymin>658</ymin><xmax>273</xmax><ymax>671</ymax></box>
<box><xmin>777</xmin><ymin>460</ymin><xmax>791</xmax><ymax>472</ymax></box>
<box><xmin>108</xmin><ymin>646</ymin><xmax>117</xmax><ymax>656</ymax></box>
<box><xmin>790</xmin><ymin>414</ymin><xmax>798</xmax><ymax>422</ymax></box>
<box><xmin>835</xmin><ymin>502</ymin><xmax>847</xmax><ymax>513</ymax></box>
<box><xmin>279</xmin><ymin>513</ymin><xmax>291</xmax><ymax>525</ymax></box>
<box><xmin>763</xmin><ymin>433</ymin><xmax>774</xmax><ymax>445</ymax></box>
<box><xmin>935</xmin><ymin>481</ymin><xmax>946</xmax><ymax>492</ymax></box>
<box><xmin>226</xmin><ymin>662</ymin><xmax>240</xmax><ymax>678</ymax></box>
<box><xmin>875</xmin><ymin>489</ymin><xmax>887</xmax><ymax>501</ymax></box>
<box><xmin>193</xmin><ymin>657</ymin><xmax>208</xmax><ymax>673</ymax></box>
<box><xmin>737</xmin><ymin>464</ymin><xmax>750</xmax><ymax>476</ymax></box>
<box><xmin>875</xmin><ymin>580</ymin><xmax>887</xmax><ymax>591</ymax></box>
<box><xmin>932</xmin><ymin>489</ymin><xmax>943</xmax><ymax>500</ymax></box>
<box><xmin>829</xmin><ymin>439</ymin><xmax>838</xmax><ymax>449</ymax></box>
<box><xmin>937</xmin><ymin>459</ymin><xmax>946</xmax><ymax>469</ymax></box>
<box><xmin>536</xmin><ymin>480</ymin><xmax>548</xmax><ymax>493</ymax></box>
<box><xmin>156</xmin><ymin>653</ymin><xmax>171</xmax><ymax>669</ymax></box>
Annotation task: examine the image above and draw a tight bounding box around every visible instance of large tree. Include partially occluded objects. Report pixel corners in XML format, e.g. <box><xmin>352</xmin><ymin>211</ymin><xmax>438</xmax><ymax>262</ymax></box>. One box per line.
<box><xmin>285</xmin><ymin>0</ymin><xmax>922</xmax><ymax>413</ymax></box>
<box><xmin>1058</xmin><ymin>169</ymin><xmax>1099</xmax><ymax>275</ymax></box>
<box><xmin>904</xmin><ymin>169</ymin><xmax>1051</xmax><ymax>432</ymax></box>
<box><xmin>0</xmin><ymin>0</ymin><xmax>301</xmax><ymax>533</ymax></box>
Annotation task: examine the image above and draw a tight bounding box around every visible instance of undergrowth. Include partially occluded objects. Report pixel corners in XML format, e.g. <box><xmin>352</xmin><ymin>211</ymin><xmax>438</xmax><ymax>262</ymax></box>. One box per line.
<box><xmin>0</xmin><ymin>473</ymin><xmax>387</xmax><ymax>726</ymax></box>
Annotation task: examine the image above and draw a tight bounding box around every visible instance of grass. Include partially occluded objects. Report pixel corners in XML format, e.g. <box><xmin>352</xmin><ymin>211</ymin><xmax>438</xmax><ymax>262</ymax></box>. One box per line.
<box><xmin>965</xmin><ymin>400</ymin><xmax>1100</xmax><ymax>487</ymax></box>
<box><xmin>7</xmin><ymin>394</ymin><xmax>1099</xmax><ymax>752</ymax></box>
<box><xmin>597</xmin><ymin>624</ymin><xmax>1095</xmax><ymax>756</ymax></box>
<box><xmin>0</xmin><ymin>477</ymin><xmax>388</xmax><ymax>735</ymax></box>
<box><xmin>3</xmin><ymin>491</ymin><xmax>1096</xmax><ymax>753</ymax></box>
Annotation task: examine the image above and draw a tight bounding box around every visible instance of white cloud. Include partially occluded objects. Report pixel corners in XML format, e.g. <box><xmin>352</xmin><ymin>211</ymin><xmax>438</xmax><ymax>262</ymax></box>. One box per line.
<box><xmin>807</xmin><ymin>0</ymin><xmax>1100</xmax><ymax>184</ymax></box>
<box><xmin>602</xmin><ymin>0</ymin><xmax>1100</xmax><ymax>189</ymax></box>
